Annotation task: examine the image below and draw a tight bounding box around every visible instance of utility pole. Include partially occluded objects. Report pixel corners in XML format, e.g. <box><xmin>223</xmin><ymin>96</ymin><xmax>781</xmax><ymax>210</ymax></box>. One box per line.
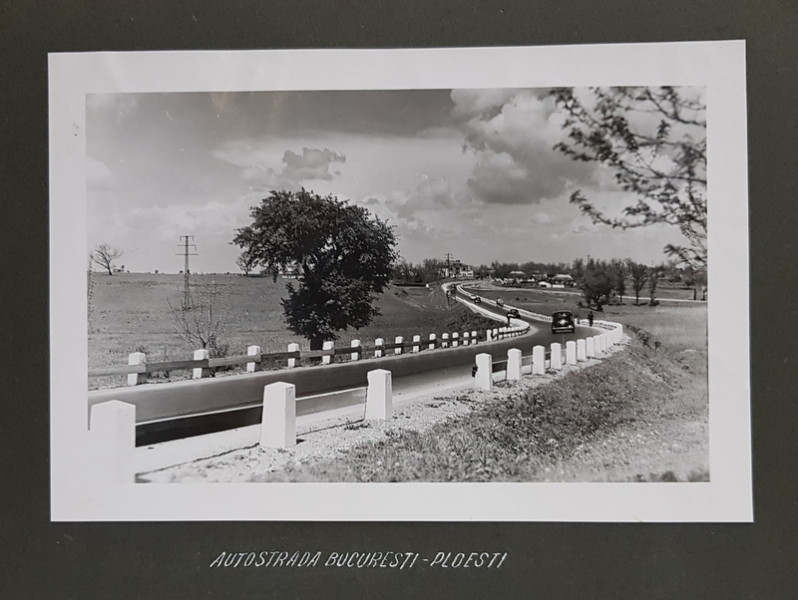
<box><xmin>444</xmin><ymin>252</ymin><xmax>455</xmax><ymax>279</ymax></box>
<box><xmin>176</xmin><ymin>236</ymin><xmax>198</xmax><ymax>309</ymax></box>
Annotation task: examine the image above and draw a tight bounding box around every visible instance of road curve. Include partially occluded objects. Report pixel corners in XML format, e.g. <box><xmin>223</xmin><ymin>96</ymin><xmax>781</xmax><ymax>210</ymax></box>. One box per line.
<box><xmin>90</xmin><ymin>282</ymin><xmax>605</xmax><ymax>444</ymax></box>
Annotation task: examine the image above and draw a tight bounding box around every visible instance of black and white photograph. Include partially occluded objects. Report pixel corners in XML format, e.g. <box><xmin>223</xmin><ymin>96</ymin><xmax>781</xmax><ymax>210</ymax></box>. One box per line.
<box><xmin>49</xmin><ymin>43</ymin><xmax>750</xmax><ymax>521</ymax></box>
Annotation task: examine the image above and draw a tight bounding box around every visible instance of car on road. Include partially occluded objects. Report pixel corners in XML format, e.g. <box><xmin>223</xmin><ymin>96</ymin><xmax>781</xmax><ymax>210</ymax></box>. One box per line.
<box><xmin>551</xmin><ymin>310</ymin><xmax>576</xmax><ymax>334</ymax></box>
<box><xmin>506</xmin><ymin>308</ymin><xmax>520</xmax><ymax>319</ymax></box>
<box><xmin>470</xmin><ymin>294</ymin><xmax>481</xmax><ymax>303</ymax></box>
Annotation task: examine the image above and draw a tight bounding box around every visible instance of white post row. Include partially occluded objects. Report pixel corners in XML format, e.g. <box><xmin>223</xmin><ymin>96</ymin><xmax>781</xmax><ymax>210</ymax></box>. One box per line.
<box><xmin>394</xmin><ymin>336</ymin><xmax>403</xmax><ymax>355</ymax></box>
<box><xmin>532</xmin><ymin>345</ymin><xmax>546</xmax><ymax>375</ymax></box>
<box><xmin>550</xmin><ymin>342</ymin><xmax>562</xmax><ymax>371</ymax></box>
<box><xmin>287</xmin><ymin>342</ymin><xmax>300</xmax><ymax>367</ymax></box>
<box><xmin>193</xmin><ymin>348</ymin><xmax>210</xmax><ymax>379</ymax></box>
<box><xmin>127</xmin><ymin>351</ymin><xmax>146</xmax><ymax>386</ymax></box>
<box><xmin>474</xmin><ymin>353</ymin><xmax>493</xmax><ymax>391</ymax></box>
<box><xmin>365</xmin><ymin>369</ymin><xmax>393</xmax><ymax>420</ymax></box>
<box><xmin>260</xmin><ymin>382</ymin><xmax>296</xmax><ymax>448</ymax></box>
<box><xmin>247</xmin><ymin>345</ymin><xmax>261</xmax><ymax>373</ymax></box>
<box><xmin>374</xmin><ymin>338</ymin><xmax>384</xmax><ymax>358</ymax></box>
<box><xmin>350</xmin><ymin>339</ymin><xmax>361</xmax><ymax>361</ymax></box>
<box><xmin>412</xmin><ymin>335</ymin><xmax>421</xmax><ymax>353</ymax></box>
<box><xmin>507</xmin><ymin>348</ymin><xmax>522</xmax><ymax>381</ymax></box>
<box><xmin>89</xmin><ymin>400</ymin><xmax>136</xmax><ymax>483</ymax></box>
<box><xmin>566</xmin><ymin>341</ymin><xmax>577</xmax><ymax>366</ymax></box>
<box><xmin>322</xmin><ymin>341</ymin><xmax>334</xmax><ymax>365</ymax></box>
<box><xmin>576</xmin><ymin>339</ymin><xmax>586</xmax><ymax>362</ymax></box>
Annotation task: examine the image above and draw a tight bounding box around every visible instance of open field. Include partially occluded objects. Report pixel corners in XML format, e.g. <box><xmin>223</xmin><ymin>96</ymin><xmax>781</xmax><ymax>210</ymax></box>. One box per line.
<box><xmin>88</xmin><ymin>273</ymin><xmax>498</xmax><ymax>388</ymax></box>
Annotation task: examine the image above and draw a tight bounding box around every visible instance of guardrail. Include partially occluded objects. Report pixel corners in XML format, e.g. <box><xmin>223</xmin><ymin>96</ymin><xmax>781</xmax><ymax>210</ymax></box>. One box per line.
<box><xmin>90</xmin><ymin>324</ymin><xmax>529</xmax><ymax>386</ymax></box>
<box><xmin>89</xmin><ymin>319</ymin><xmax>626</xmax><ymax>482</ymax></box>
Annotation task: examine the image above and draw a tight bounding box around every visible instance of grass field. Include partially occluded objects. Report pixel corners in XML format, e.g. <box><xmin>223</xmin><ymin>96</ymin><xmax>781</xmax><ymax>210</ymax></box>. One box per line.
<box><xmin>88</xmin><ymin>273</ymin><xmax>498</xmax><ymax>388</ymax></box>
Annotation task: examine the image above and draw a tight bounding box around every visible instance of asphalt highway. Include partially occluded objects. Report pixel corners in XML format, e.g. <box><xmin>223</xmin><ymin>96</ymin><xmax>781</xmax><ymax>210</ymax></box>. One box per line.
<box><xmin>89</xmin><ymin>286</ymin><xmax>603</xmax><ymax>445</ymax></box>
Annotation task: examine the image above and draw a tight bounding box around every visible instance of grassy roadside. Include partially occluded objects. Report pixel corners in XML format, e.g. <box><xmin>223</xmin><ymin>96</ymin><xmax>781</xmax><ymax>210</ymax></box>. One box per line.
<box><xmin>251</xmin><ymin>322</ymin><xmax>708</xmax><ymax>483</ymax></box>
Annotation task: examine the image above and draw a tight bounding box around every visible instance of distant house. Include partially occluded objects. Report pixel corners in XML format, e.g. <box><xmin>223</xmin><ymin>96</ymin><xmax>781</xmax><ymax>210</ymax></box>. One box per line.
<box><xmin>552</xmin><ymin>274</ymin><xmax>575</xmax><ymax>286</ymax></box>
<box><xmin>507</xmin><ymin>270</ymin><xmax>528</xmax><ymax>282</ymax></box>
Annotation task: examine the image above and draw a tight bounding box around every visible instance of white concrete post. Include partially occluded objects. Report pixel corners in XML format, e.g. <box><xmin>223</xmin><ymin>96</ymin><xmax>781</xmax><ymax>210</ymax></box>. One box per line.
<box><xmin>441</xmin><ymin>333</ymin><xmax>449</xmax><ymax>348</ymax></box>
<box><xmin>532</xmin><ymin>345</ymin><xmax>546</xmax><ymax>375</ymax></box>
<box><xmin>462</xmin><ymin>331</ymin><xmax>470</xmax><ymax>346</ymax></box>
<box><xmin>566</xmin><ymin>341</ymin><xmax>577</xmax><ymax>365</ymax></box>
<box><xmin>89</xmin><ymin>400</ymin><xmax>136</xmax><ymax>483</ymax></box>
<box><xmin>412</xmin><ymin>335</ymin><xmax>421</xmax><ymax>353</ymax></box>
<box><xmin>586</xmin><ymin>337</ymin><xmax>596</xmax><ymax>358</ymax></box>
<box><xmin>550</xmin><ymin>342</ymin><xmax>562</xmax><ymax>370</ymax></box>
<box><xmin>596</xmin><ymin>335</ymin><xmax>605</xmax><ymax>355</ymax></box>
<box><xmin>247</xmin><ymin>345</ymin><xmax>261</xmax><ymax>373</ymax></box>
<box><xmin>474</xmin><ymin>353</ymin><xmax>493</xmax><ymax>391</ymax></box>
<box><xmin>259</xmin><ymin>382</ymin><xmax>296</xmax><ymax>448</ymax></box>
<box><xmin>452</xmin><ymin>332</ymin><xmax>459</xmax><ymax>347</ymax></box>
<box><xmin>606</xmin><ymin>333</ymin><xmax>614</xmax><ymax>349</ymax></box>
<box><xmin>288</xmin><ymin>342</ymin><xmax>300</xmax><ymax>367</ymax></box>
<box><xmin>576</xmin><ymin>339</ymin><xmax>586</xmax><ymax>362</ymax></box>
<box><xmin>486</xmin><ymin>329</ymin><xmax>493</xmax><ymax>342</ymax></box>
<box><xmin>507</xmin><ymin>348</ymin><xmax>522</xmax><ymax>381</ymax></box>
<box><xmin>127</xmin><ymin>352</ymin><xmax>147</xmax><ymax>386</ymax></box>
<box><xmin>365</xmin><ymin>369</ymin><xmax>393</xmax><ymax>420</ymax></box>
<box><xmin>394</xmin><ymin>336</ymin><xmax>403</xmax><ymax>355</ymax></box>
<box><xmin>374</xmin><ymin>338</ymin><xmax>384</xmax><ymax>358</ymax></box>
<box><xmin>428</xmin><ymin>333</ymin><xmax>437</xmax><ymax>351</ymax></box>
<box><xmin>471</xmin><ymin>330</ymin><xmax>478</xmax><ymax>345</ymax></box>
<box><xmin>350</xmin><ymin>339</ymin><xmax>361</xmax><ymax>361</ymax></box>
<box><xmin>322</xmin><ymin>341</ymin><xmax>334</xmax><ymax>365</ymax></box>
<box><xmin>193</xmin><ymin>348</ymin><xmax>210</xmax><ymax>379</ymax></box>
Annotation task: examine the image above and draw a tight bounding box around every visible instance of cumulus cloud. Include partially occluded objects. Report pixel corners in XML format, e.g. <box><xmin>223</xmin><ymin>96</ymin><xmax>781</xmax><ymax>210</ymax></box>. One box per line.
<box><xmin>281</xmin><ymin>147</ymin><xmax>346</xmax><ymax>181</ymax></box>
<box><xmin>452</xmin><ymin>89</ymin><xmax>598</xmax><ymax>205</ymax></box>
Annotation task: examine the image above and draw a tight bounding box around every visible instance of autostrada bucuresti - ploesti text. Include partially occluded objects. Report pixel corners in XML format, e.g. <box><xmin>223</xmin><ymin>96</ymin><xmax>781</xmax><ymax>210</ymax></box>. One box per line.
<box><xmin>208</xmin><ymin>550</ymin><xmax>508</xmax><ymax>570</ymax></box>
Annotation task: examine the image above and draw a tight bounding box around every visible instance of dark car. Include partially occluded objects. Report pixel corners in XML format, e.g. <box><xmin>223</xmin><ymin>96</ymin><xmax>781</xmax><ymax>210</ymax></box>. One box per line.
<box><xmin>551</xmin><ymin>310</ymin><xmax>576</xmax><ymax>334</ymax></box>
<box><xmin>507</xmin><ymin>308</ymin><xmax>520</xmax><ymax>319</ymax></box>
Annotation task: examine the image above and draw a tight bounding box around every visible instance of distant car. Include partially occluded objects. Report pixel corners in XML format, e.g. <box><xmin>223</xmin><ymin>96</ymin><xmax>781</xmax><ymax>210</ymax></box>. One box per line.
<box><xmin>470</xmin><ymin>294</ymin><xmax>481</xmax><ymax>303</ymax></box>
<box><xmin>507</xmin><ymin>308</ymin><xmax>520</xmax><ymax>319</ymax></box>
<box><xmin>551</xmin><ymin>310</ymin><xmax>576</xmax><ymax>334</ymax></box>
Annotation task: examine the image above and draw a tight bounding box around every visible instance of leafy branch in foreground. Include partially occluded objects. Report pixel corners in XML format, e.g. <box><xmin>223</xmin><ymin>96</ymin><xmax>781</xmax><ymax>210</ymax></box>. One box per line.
<box><xmin>551</xmin><ymin>86</ymin><xmax>707</xmax><ymax>269</ymax></box>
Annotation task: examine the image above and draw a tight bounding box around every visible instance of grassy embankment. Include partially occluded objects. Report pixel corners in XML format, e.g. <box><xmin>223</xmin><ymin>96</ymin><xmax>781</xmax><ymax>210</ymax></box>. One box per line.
<box><xmin>252</xmin><ymin>290</ymin><xmax>708</xmax><ymax>483</ymax></box>
<box><xmin>88</xmin><ymin>273</ymin><xmax>498</xmax><ymax>388</ymax></box>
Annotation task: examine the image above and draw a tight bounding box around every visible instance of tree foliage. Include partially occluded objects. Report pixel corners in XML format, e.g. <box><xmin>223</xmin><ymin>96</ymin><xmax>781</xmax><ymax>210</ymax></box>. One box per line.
<box><xmin>232</xmin><ymin>189</ymin><xmax>398</xmax><ymax>349</ymax></box>
<box><xmin>551</xmin><ymin>86</ymin><xmax>707</xmax><ymax>268</ymax></box>
<box><xmin>627</xmin><ymin>260</ymin><xmax>649</xmax><ymax>305</ymax></box>
<box><xmin>580</xmin><ymin>259</ymin><xmax>615</xmax><ymax>311</ymax></box>
<box><xmin>90</xmin><ymin>243</ymin><xmax>124</xmax><ymax>275</ymax></box>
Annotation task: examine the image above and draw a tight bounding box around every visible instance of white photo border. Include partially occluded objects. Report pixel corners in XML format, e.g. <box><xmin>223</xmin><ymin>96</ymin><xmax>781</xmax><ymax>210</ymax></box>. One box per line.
<box><xmin>49</xmin><ymin>41</ymin><xmax>751</xmax><ymax>522</ymax></box>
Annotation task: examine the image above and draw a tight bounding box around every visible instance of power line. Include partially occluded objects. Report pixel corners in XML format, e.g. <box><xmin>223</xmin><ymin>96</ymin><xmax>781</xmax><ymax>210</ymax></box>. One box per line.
<box><xmin>176</xmin><ymin>236</ymin><xmax>198</xmax><ymax>309</ymax></box>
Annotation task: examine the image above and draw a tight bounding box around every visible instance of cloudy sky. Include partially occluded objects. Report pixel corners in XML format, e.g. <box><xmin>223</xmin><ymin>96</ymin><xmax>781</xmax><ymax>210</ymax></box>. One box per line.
<box><xmin>86</xmin><ymin>88</ymin><xmax>689</xmax><ymax>273</ymax></box>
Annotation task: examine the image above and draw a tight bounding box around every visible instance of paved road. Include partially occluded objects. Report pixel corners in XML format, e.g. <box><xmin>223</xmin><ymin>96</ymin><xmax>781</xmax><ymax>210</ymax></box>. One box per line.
<box><xmin>90</xmin><ymin>287</ymin><xmax>604</xmax><ymax>444</ymax></box>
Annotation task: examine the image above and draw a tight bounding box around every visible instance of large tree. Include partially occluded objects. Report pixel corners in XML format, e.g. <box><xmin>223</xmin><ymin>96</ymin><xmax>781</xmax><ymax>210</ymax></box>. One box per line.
<box><xmin>551</xmin><ymin>86</ymin><xmax>707</xmax><ymax>269</ymax></box>
<box><xmin>627</xmin><ymin>260</ymin><xmax>649</xmax><ymax>305</ymax></box>
<box><xmin>580</xmin><ymin>259</ymin><xmax>615</xmax><ymax>311</ymax></box>
<box><xmin>90</xmin><ymin>243</ymin><xmax>123</xmax><ymax>275</ymax></box>
<box><xmin>232</xmin><ymin>189</ymin><xmax>398</xmax><ymax>349</ymax></box>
